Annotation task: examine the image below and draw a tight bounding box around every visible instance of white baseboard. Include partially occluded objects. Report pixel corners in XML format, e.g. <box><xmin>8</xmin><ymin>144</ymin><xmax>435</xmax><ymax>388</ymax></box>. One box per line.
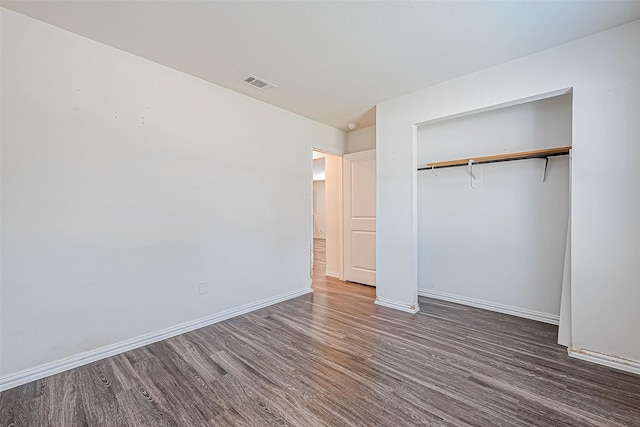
<box><xmin>0</xmin><ymin>286</ymin><xmax>312</xmax><ymax>392</ymax></box>
<box><xmin>568</xmin><ymin>347</ymin><xmax>640</xmax><ymax>376</ymax></box>
<box><xmin>418</xmin><ymin>289</ymin><xmax>559</xmax><ymax>325</ymax></box>
<box><xmin>375</xmin><ymin>297</ymin><xmax>420</xmax><ymax>314</ymax></box>
<box><xmin>325</xmin><ymin>270</ymin><xmax>342</xmax><ymax>280</ymax></box>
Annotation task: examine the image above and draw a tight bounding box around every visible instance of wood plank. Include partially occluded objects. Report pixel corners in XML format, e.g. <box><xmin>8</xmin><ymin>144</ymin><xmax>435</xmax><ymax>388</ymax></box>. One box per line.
<box><xmin>1</xmin><ymin>238</ymin><xmax>638</xmax><ymax>426</ymax></box>
<box><xmin>425</xmin><ymin>146</ymin><xmax>572</xmax><ymax>168</ymax></box>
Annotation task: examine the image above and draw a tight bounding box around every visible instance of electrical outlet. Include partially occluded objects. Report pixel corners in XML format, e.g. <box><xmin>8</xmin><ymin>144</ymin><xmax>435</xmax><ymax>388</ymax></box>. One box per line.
<box><xmin>198</xmin><ymin>281</ymin><xmax>208</xmax><ymax>295</ymax></box>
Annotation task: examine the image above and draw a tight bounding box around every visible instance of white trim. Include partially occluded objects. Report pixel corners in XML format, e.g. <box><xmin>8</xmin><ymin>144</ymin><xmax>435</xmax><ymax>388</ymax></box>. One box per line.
<box><xmin>343</xmin><ymin>148</ymin><xmax>377</xmax><ymax>161</ymax></box>
<box><xmin>418</xmin><ymin>289</ymin><xmax>559</xmax><ymax>325</ymax></box>
<box><xmin>325</xmin><ymin>270</ymin><xmax>342</xmax><ymax>279</ymax></box>
<box><xmin>568</xmin><ymin>347</ymin><xmax>640</xmax><ymax>376</ymax></box>
<box><xmin>0</xmin><ymin>286</ymin><xmax>312</xmax><ymax>392</ymax></box>
<box><xmin>375</xmin><ymin>297</ymin><xmax>420</xmax><ymax>314</ymax></box>
<box><xmin>415</xmin><ymin>88</ymin><xmax>573</xmax><ymax>127</ymax></box>
<box><xmin>309</xmin><ymin>144</ymin><xmax>315</xmax><ymax>282</ymax></box>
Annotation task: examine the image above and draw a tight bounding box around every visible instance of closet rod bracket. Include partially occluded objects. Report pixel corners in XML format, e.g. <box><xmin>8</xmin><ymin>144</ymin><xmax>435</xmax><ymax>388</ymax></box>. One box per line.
<box><xmin>467</xmin><ymin>159</ymin><xmax>476</xmax><ymax>180</ymax></box>
<box><xmin>543</xmin><ymin>157</ymin><xmax>549</xmax><ymax>182</ymax></box>
<box><xmin>468</xmin><ymin>160</ymin><xmax>481</xmax><ymax>189</ymax></box>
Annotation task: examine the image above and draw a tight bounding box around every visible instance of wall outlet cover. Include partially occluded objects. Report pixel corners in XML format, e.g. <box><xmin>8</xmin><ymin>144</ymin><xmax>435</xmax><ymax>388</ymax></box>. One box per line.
<box><xmin>198</xmin><ymin>281</ymin><xmax>208</xmax><ymax>295</ymax></box>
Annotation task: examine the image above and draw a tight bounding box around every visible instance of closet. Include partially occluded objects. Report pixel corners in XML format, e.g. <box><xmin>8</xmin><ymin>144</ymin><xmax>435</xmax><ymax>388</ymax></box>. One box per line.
<box><xmin>416</xmin><ymin>93</ymin><xmax>572</xmax><ymax>327</ymax></box>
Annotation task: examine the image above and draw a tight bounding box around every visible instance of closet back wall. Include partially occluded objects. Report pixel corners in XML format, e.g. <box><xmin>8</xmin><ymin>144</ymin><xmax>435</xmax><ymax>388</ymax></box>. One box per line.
<box><xmin>417</xmin><ymin>94</ymin><xmax>571</xmax><ymax>322</ymax></box>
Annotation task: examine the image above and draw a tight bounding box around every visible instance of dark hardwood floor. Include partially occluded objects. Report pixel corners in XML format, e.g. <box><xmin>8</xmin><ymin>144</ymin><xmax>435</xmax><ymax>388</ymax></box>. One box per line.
<box><xmin>1</xmin><ymin>238</ymin><xmax>639</xmax><ymax>426</ymax></box>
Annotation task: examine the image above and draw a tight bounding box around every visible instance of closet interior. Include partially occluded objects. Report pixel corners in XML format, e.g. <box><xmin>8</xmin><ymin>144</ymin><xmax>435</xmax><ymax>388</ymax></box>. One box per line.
<box><xmin>416</xmin><ymin>93</ymin><xmax>572</xmax><ymax>334</ymax></box>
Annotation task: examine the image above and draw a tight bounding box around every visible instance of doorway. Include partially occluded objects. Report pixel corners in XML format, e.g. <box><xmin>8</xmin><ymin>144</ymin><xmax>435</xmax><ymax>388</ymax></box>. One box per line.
<box><xmin>310</xmin><ymin>147</ymin><xmax>378</xmax><ymax>293</ymax></box>
<box><xmin>311</xmin><ymin>150</ymin><xmax>343</xmax><ymax>283</ymax></box>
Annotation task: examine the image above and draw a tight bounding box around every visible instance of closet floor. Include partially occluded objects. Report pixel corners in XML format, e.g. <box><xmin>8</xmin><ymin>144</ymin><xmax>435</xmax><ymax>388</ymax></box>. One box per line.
<box><xmin>1</xmin><ymin>239</ymin><xmax>639</xmax><ymax>426</ymax></box>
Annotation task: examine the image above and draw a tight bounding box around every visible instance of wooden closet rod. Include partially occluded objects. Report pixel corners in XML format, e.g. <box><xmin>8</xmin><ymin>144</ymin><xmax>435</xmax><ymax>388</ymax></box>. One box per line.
<box><xmin>418</xmin><ymin>146</ymin><xmax>571</xmax><ymax>171</ymax></box>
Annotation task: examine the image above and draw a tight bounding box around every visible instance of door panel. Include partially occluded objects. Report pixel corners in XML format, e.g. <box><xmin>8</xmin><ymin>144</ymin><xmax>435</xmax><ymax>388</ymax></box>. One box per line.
<box><xmin>351</xmin><ymin>159</ymin><xmax>376</xmax><ymax>218</ymax></box>
<box><xmin>344</xmin><ymin>149</ymin><xmax>376</xmax><ymax>286</ymax></box>
<box><xmin>351</xmin><ymin>231</ymin><xmax>376</xmax><ymax>271</ymax></box>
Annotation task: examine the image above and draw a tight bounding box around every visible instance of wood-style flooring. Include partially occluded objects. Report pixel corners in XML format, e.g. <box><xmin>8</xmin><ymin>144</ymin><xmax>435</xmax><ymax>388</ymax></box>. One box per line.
<box><xmin>1</xmin><ymin>238</ymin><xmax>639</xmax><ymax>426</ymax></box>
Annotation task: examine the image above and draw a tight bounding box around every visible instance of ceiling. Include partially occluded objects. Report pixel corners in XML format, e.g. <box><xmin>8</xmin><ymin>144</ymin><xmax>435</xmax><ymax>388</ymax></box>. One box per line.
<box><xmin>3</xmin><ymin>1</ymin><xmax>640</xmax><ymax>131</ymax></box>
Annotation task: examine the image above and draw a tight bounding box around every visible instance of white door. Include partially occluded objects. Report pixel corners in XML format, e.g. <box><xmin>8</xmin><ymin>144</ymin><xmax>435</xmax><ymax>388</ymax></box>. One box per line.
<box><xmin>344</xmin><ymin>149</ymin><xmax>376</xmax><ymax>286</ymax></box>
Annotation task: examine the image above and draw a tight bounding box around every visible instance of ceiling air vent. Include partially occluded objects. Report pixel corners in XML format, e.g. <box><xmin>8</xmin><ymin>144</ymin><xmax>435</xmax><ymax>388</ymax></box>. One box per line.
<box><xmin>242</xmin><ymin>74</ymin><xmax>278</xmax><ymax>91</ymax></box>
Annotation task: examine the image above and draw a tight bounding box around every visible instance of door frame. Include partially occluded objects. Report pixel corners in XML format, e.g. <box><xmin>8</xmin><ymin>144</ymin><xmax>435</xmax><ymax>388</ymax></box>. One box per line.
<box><xmin>309</xmin><ymin>147</ymin><xmax>344</xmax><ymax>281</ymax></box>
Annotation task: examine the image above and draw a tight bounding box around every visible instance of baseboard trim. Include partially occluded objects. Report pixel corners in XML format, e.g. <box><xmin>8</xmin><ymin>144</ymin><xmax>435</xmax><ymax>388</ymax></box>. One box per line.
<box><xmin>418</xmin><ymin>289</ymin><xmax>559</xmax><ymax>325</ymax></box>
<box><xmin>375</xmin><ymin>297</ymin><xmax>420</xmax><ymax>314</ymax></box>
<box><xmin>325</xmin><ymin>270</ymin><xmax>342</xmax><ymax>280</ymax></box>
<box><xmin>0</xmin><ymin>286</ymin><xmax>312</xmax><ymax>392</ymax></box>
<box><xmin>568</xmin><ymin>347</ymin><xmax>640</xmax><ymax>376</ymax></box>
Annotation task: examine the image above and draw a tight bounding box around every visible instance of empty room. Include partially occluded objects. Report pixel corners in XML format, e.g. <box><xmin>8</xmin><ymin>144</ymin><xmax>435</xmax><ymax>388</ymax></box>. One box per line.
<box><xmin>1</xmin><ymin>1</ymin><xmax>640</xmax><ymax>426</ymax></box>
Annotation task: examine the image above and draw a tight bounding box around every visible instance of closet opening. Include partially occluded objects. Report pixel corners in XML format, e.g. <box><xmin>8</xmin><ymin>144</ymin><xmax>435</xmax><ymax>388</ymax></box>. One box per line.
<box><xmin>416</xmin><ymin>91</ymin><xmax>572</xmax><ymax>342</ymax></box>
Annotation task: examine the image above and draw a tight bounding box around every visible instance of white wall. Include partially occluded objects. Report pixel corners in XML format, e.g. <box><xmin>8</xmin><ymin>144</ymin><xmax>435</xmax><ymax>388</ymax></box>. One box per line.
<box><xmin>312</xmin><ymin>157</ymin><xmax>326</xmax><ymax>181</ymax></box>
<box><xmin>346</xmin><ymin>125</ymin><xmax>376</xmax><ymax>153</ymax></box>
<box><xmin>313</xmin><ymin>180</ymin><xmax>326</xmax><ymax>239</ymax></box>
<box><xmin>312</xmin><ymin>157</ymin><xmax>327</xmax><ymax>239</ymax></box>
<box><xmin>0</xmin><ymin>9</ymin><xmax>345</xmax><ymax>379</ymax></box>
<box><xmin>417</xmin><ymin>95</ymin><xmax>571</xmax><ymax>321</ymax></box>
<box><xmin>377</xmin><ymin>20</ymin><xmax>640</xmax><ymax>363</ymax></box>
<box><xmin>324</xmin><ymin>153</ymin><xmax>343</xmax><ymax>278</ymax></box>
